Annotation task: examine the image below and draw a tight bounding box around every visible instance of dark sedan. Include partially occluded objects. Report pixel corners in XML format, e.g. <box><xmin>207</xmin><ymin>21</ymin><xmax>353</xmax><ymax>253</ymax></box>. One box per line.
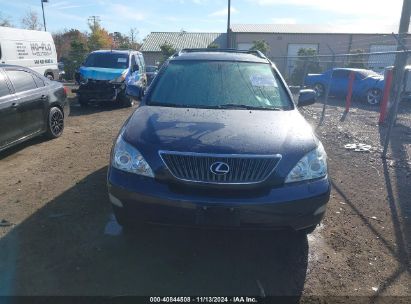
<box><xmin>0</xmin><ymin>65</ymin><xmax>69</xmax><ymax>152</ymax></box>
<box><xmin>107</xmin><ymin>49</ymin><xmax>330</xmax><ymax>234</ymax></box>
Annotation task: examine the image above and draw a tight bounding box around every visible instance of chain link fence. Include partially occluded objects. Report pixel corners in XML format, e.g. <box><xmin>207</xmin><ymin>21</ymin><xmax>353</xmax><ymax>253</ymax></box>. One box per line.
<box><xmin>271</xmin><ymin>50</ymin><xmax>411</xmax><ymax>163</ymax></box>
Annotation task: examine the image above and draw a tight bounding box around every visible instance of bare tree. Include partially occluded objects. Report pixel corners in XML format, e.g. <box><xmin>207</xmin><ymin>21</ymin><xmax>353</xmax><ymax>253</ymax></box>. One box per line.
<box><xmin>128</xmin><ymin>27</ymin><xmax>141</xmax><ymax>50</ymax></box>
<box><xmin>21</xmin><ymin>10</ymin><xmax>42</xmax><ymax>31</ymax></box>
<box><xmin>129</xmin><ymin>27</ymin><xmax>138</xmax><ymax>44</ymax></box>
<box><xmin>0</xmin><ymin>13</ymin><xmax>13</xmax><ymax>27</ymax></box>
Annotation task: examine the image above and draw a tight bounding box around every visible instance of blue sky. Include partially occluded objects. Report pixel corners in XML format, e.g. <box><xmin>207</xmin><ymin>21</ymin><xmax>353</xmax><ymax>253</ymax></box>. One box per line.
<box><xmin>0</xmin><ymin>0</ymin><xmax>404</xmax><ymax>40</ymax></box>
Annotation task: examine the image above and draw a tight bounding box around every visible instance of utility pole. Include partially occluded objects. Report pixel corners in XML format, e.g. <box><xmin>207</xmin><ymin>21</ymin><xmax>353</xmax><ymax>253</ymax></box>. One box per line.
<box><xmin>41</xmin><ymin>0</ymin><xmax>48</xmax><ymax>31</ymax></box>
<box><xmin>227</xmin><ymin>0</ymin><xmax>231</xmax><ymax>48</ymax></box>
<box><xmin>383</xmin><ymin>0</ymin><xmax>411</xmax><ymax>157</ymax></box>
<box><xmin>88</xmin><ymin>15</ymin><xmax>101</xmax><ymax>29</ymax></box>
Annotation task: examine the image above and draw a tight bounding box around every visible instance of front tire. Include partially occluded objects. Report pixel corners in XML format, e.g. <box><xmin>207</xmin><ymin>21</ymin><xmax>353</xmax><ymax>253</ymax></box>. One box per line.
<box><xmin>313</xmin><ymin>83</ymin><xmax>325</xmax><ymax>97</ymax></box>
<box><xmin>122</xmin><ymin>95</ymin><xmax>135</xmax><ymax>107</ymax></box>
<box><xmin>45</xmin><ymin>73</ymin><xmax>54</xmax><ymax>80</ymax></box>
<box><xmin>78</xmin><ymin>95</ymin><xmax>89</xmax><ymax>107</ymax></box>
<box><xmin>46</xmin><ymin>107</ymin><xmax>64</xmax><ymax>139</ymax></box>
<box><xmin>366</xmin><ymin>88</ymin><xmax>382</xmax><ymax>105</ymax></box>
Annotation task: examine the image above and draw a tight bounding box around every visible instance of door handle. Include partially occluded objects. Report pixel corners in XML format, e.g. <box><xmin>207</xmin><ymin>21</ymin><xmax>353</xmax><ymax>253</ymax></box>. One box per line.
<box><xmin>11</xmin><ymin>102</ymin><xmax>18</xmax><ymax>108</ymax></box>
<box><xmin>40</xmin><ymin>95</ymin><xmax>48</xmax><ymax>100</ymax></box>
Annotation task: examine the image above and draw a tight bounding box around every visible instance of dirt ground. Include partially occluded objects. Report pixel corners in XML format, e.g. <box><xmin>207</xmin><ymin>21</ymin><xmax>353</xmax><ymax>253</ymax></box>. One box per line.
<box><xmin>0</xmin><ymin>85</ymin><xmax>410</xmax><ymax>301</ymax></box>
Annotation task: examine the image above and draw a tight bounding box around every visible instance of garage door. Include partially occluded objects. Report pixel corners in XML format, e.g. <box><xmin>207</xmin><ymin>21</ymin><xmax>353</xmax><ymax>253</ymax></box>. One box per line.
<box><xmin>368</xmin><ymin>44</ymin><xmax>396</xmax><ymax>73</ymax></box>
<box><xmin>287</xmin><ymin>44</ymin><xmax>318</xmax><ymax>76</ymax></box>
<box><xmin>237</xmin><ymin>43</ymin><xmax>253</xmax><ymax>50</ymax></box>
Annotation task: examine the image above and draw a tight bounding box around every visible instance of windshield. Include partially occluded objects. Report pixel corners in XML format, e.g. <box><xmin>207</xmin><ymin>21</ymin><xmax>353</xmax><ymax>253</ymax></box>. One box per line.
<box><xmin>147</xmin><ymin>60</ymin><xmax>293</xmax><ymax>110</ymax></box>
<box><xmin>84</xmin><ymin>53</ymin><xmax>129</xmax><ymax>69</ymax></box>
<box><xmin>357</xmin><ymin>70</ymin><xmax>382</xmax><ymax>78</ymax></box>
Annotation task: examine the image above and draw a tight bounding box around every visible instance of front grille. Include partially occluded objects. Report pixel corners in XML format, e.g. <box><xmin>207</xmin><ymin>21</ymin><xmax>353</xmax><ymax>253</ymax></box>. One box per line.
<box><xmin>84</xmin><ymin>80</ymin><xmax>111</xmax><ymax>89</ymax></box>
<box><xmin>160</xmin><ymin>151</ymin><xmax>281</xmax><ymax>184</ymax></box>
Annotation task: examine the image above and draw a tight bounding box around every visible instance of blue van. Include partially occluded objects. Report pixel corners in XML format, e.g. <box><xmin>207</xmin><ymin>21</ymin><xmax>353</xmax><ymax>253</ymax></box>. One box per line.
<box><xmin>75</xmin><ymin>50</ymin><xmax>147</xmax><ymax>107</ymax></box>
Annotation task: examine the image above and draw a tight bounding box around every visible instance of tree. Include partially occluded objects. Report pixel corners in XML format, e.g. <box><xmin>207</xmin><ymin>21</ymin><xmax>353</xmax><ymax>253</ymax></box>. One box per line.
<box><xmin>346</xmin><ymin>49</ymin><xmax>366</xmax><ymax>69</ymax></box>
<box><xmin>87</xmin><ymin>20</ymin><xmax>113</xmax><ymax>51</ymax></box>
<box><xmin>53</xmin><ymin>29</ymin><xmax>88</xmax><ymax>61</ymax></box>
<box><xmin>207</xmin><ymin>43</ymin><xmax>219</xmax><ymax>49</ymax></box>
<box><xmin>21</xmin><ymin>10</ymin><xmax>42</xmax><ymax>31</ymax></box>
<box><xmin>129</xmin><ymin>27</ymin><xmax>141</xmax><ymax>50</ymax></box>
<box><xmin>159</xmin><ymin>42</ymin><xmax>177</xmax><ymax>64</ymax></box>
<box><xmin>0</xmin><ymin>13</ymin><xmax>13</xmax><ymax>27</ymax></box>
<box><xmin>290</xmin><ymin>48</ymin><xmax>322</xmax><ymax>86</ymax></box>
<box><xmin>250</xmin><ymin>40</ymin><xmax>270</xmax><ymax>55</ymax></box>
<box><xmin>64</xmin><ymin>39</ymin><xmax>89</xmax><ymax>80</ymax></box>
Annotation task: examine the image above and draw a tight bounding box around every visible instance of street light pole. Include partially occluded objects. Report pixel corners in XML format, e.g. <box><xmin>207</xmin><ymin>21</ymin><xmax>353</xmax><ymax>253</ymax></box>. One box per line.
<box><xmin>41</xmin><ymin>0</ymin><xmax>48</xmax><ymax>31</ymax></box>
<box><xmin>227</xmin><ymin>0</ymin><xmax>231</xmax><ymax>48</ymax></box>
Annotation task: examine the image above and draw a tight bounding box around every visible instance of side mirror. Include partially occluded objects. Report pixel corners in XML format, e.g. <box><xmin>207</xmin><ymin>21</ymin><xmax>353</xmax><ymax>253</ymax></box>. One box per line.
<box><xmin>298</xmin><ymin>89</ymin><xmax>317</xmax><ymax>107</ymax></box>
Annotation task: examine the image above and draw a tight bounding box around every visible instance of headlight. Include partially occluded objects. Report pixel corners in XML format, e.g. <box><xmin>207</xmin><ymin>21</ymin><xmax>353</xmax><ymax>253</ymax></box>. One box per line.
<box><xmin>285</xmin><ymin>142</ymin><xmax>327</xmax><ymax>183</ymax></box>
<box><xmin>79</xmin><ymin>76</ymin><xmax>88</xmax><ymax>85</ymax></box>
<box><xmin>112</xmin><ymin>135</ymin><xmax>154</xmax><ymax>177</ymax></box>
<box><xmin>110</xmin><ymin>72</ymin><xmax>127</xmax><ymax>83</ymax></box>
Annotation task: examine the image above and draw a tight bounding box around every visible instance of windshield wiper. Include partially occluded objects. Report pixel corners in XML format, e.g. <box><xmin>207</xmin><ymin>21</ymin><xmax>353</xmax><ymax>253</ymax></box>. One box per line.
<box><xmin>148</xmin><ymin>101</ymin><xmax>189</xmax><ymax>107</ymax></box>
<box><xmin>216</xmin><ymin>104</ymin><xmax>284</xmax><ymax>111</ymax></box>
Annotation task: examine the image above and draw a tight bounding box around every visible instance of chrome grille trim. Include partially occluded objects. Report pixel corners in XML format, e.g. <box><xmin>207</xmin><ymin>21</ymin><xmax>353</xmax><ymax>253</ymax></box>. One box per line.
<box><xmin>159</xmin><ymin>151</ymin><xmax>282</xmax><ymax>185</ymax></box>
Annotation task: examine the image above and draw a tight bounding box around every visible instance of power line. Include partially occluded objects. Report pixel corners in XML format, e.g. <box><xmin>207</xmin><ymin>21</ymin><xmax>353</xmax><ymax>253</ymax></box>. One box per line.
<box><xmin>88</xmin><ymin>15</ymin><xmax>101</xmax><ymax>28</ymax></box>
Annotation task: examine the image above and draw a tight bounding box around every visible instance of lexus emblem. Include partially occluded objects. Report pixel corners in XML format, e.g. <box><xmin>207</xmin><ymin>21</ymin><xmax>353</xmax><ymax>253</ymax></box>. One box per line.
<box><xmin>210</xmin><ymin>162</ymin><xmax>230</xmax><ymax>175</ymax></box>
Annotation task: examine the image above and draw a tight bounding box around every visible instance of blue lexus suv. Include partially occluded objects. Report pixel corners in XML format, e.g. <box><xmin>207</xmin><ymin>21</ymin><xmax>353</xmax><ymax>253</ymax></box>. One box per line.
<box><xmin>107</xmin><ymin>49</ymin><xmax>330</xmax><ymax>234</ymax></box>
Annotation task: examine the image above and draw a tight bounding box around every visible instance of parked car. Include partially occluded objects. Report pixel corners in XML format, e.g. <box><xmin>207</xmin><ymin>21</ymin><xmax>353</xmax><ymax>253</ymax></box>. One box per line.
<box><xmin>0</xmin><ymin>64</ymin><xmax>69</xmax><ymax>152</ymax></box>
<box><xmin>107</xmin><ymin>49</ymin><xmax>330</xmax><ymax>234</ymax></box>
<box><xmin>0</xmin><ymin>26</ymin><xmax>59</xmax><ymax>80</ymax></box>
<box><xmin>146</xmin><ymin>65</ymin><xmax>158</xmax><ymax>85</ymax></box>
<box><xmin>73</xmin><ymin>50</ymin><xmax>147</xmax><ymax>107</ymax></box>
<box><xmin>305</xmin><ymin>68</ymin><xmax>385</xmax><ymax>105</ymax></box>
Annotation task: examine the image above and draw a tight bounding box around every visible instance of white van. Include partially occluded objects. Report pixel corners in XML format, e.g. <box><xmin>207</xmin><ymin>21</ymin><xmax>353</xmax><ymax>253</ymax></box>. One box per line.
<box><xmin>0</xmin><ymin>26</ymin><xmax>59</xmax><ymax>80</ymax></box>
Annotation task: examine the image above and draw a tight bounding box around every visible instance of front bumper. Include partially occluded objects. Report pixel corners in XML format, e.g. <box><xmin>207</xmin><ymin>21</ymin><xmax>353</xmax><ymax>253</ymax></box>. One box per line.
<box><xmin>107</xmin><ymin>167</ymin><xmax>331</xmax><ymax>231</ymax></box>
<box><xmin>74</xmin><ymin>81</ymin><xmax>125</xmax><ymax>102</ymax></box>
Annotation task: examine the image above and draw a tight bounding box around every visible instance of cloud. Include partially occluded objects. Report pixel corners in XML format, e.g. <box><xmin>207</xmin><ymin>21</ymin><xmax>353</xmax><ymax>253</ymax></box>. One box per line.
<box><xmin>209</xmin><ymin>6</ymin><xmax>238</xmax><ymax>17</ymax></box>
<box><xmin>48</xmin><ymin>1</ymin><xmax>93</xmax><ymax>10</ymax></box>
<box><xmin>109</xmin><ymin>4</ymin><xmax>145</xmax><ymax>21</ymax></box>
<box><xmin>247</xmin><ymin>0</ymin><xmax>402</xmax><ymax>19</ymax></box>
<box><xmin>271</xmin><ymin>18</ymin><xmax>297</xmax><ymax>24</ymax></box>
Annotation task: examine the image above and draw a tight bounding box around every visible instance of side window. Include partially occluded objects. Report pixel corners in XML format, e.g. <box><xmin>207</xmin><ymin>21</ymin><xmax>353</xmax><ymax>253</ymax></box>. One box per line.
<box><xmin>355</xmin><ymin>72</ymin><xmax>365</xmax><ymax>81</ymax></box>
<box><xmin>138</xmin><ymin>55</ymin><xmax>145</xmax><ymax>72</ymax></box>
<box><xmin>0</xmin><ymin>72</ymin><xmax>11</xmax><ymax>98</ymax></box>
<box><xmin>333</xmin><ymin>70</ymin><xmax>349</xmax><ymax>79</ymax></box>
<box><xmin>131</xmin><ymin>55</ymin><xmax>137</xmax><ymax>68</ymax></box>
<box><xmin>134</xmin><ymin>54</ymin><xmax>141</xmax><ymax>69</ymax></box>
<box><xmin>6</xmin><ymin>70</ymin><xmax>37</xmax><ymax>93</ymax></box>
<box><xmin>33</xmin><ymin>74</ymin><xmax>45</xmax><ymax>87</ymax></box>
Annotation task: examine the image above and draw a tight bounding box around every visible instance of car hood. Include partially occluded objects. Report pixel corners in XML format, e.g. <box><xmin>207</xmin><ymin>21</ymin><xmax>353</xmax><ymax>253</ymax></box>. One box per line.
<box><xmin>79</xmin><ymin>66</ymin><xmax>127</xmax><ymax>81</ymax></box>
<box><xmin>122</xmin><ymin>106</ymin><xmax>319</xmax><ymax>175</ymax></box>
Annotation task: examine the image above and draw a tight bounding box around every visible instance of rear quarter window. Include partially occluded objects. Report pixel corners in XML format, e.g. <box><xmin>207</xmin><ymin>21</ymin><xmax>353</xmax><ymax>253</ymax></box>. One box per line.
<box><xmin>6</xmin><ymin>70</ymin><xmax>38</xmax><ymax>93</ymax></box>
<box><xmin>0</xmin><ymin>72</ymin><xmax>11</xmax><ymax>97</ymax></box>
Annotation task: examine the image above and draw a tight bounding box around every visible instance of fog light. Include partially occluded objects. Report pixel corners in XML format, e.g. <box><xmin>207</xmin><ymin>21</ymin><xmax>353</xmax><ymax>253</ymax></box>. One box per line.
<box><xmin>314</xmin><ymin>204</ymin><xmax>326</xmax><ymax>215</ymax></box>
<box><xmin>109</xmin><ymin>193</ymin><xmax>123</xmax><ymax>207</ymax></box>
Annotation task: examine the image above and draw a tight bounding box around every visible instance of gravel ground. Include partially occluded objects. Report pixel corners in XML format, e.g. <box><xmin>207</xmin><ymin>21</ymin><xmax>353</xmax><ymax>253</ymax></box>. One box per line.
<box><xmin>0</xmin><ymin>86</ymin><xmax>410</xmax><ymax>301</ymax></box>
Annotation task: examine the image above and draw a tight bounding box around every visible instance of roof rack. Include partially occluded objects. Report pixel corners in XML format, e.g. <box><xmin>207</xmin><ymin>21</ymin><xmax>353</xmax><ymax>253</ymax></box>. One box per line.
<box><xmin>175</xmin><ymin>48</ymin><xmax>267</xmax><ymax>59</ymax></box>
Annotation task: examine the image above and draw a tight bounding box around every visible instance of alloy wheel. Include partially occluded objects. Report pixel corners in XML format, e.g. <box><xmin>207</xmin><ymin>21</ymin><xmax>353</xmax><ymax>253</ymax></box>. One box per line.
<box><xmin>367</xmin><ymin>89</ymin><xmax>381</xmax><ymax>105</ymax></box>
